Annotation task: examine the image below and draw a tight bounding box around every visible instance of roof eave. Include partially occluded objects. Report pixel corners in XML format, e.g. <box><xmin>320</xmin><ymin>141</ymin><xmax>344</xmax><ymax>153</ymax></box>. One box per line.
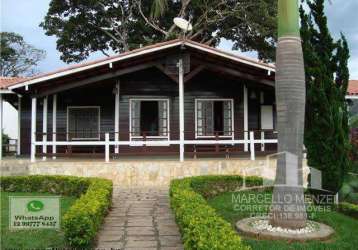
<box><xmin>8</xmin><ymin>40</ymin><xmax>275</xmax><ymax>90</ymax></box>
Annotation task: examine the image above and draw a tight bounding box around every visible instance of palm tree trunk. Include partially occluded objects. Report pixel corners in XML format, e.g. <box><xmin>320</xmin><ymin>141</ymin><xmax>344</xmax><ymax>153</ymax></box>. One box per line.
<box><xmin>269</xmin><ymin>0</ymin><xmax>307</xmax><ymax>229</ymax></box>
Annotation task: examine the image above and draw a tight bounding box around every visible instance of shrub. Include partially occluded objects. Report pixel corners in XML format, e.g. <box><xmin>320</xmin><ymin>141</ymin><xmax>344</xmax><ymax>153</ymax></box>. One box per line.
<box><xmin>189</xmin><ymin>175</ymin><xmax>262</xmax><ymax>199</ymax></box>
<box><xmin>337</xmin><ymin>202</ymin><xmax>358</xmax><ymax>219</ymax></box>
<box><xmin>0</xmin><ymin>175</ymin><xmax>113</xmax><ymax>248</ymax></box>
<box><xmin>339</xmin><ymin>174</ymin><xmax>358</xmax><ymax>204</ymax></box>
<box><xmin>170</xmin><ymin>175</ymin><xmax>261</xmax><ymax>250</ymax></box>
<box><xmin>0</xmin><ymin>175</ymin><xmax>90</xmax><ymax>196</ymax></box>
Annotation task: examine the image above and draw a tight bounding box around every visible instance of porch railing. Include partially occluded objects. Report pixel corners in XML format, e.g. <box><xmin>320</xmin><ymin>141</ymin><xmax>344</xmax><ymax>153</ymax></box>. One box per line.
<box><xmin>33</xmin><ymin>130</ymin><xmax>278</xmax><ymax>162</ymax></box>
<box><xmin>2</xmin><ymin>139</ymin><xmax>18</xmax><ymax>155</ymax></box>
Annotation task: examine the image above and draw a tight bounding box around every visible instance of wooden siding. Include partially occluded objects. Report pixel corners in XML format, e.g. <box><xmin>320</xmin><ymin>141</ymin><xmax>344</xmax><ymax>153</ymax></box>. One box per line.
<box><xmin>19</xmin><ymin>67</ymin><xmax>276</xmax><ymax>155</ymax></box>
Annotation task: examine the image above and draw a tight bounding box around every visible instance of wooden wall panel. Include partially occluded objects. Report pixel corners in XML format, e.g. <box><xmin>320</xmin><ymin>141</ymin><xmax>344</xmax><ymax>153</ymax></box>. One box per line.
<box><xmin>19</xmin><ymin>67</ymin><xmax>275</xmax><ymax>155</ymax></box>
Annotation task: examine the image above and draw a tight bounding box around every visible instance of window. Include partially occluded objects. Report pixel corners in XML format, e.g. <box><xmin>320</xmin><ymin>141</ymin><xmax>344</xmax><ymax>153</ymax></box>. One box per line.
<box><xmin>67</xmin><ymin>106</ymin><xmax>100</xmax><ymax>140</ymax></box>
<box><xmin>195</xmin><ymin>99</ymin><xmax>234</xmax><ymax>138</ymax></box>
<box><xmin>260</xmin><ymin>105</ymin><xmax>274</xmax><ymax>130</ymax></box>
<box><xmin>130</xmin><ymin>99</ymin><xmax>169</xmax><ymax>139</ymax></box>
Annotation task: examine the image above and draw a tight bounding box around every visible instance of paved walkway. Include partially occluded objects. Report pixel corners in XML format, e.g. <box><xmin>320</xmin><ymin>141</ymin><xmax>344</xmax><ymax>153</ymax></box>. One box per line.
<box><xmin>96</xmin><ymin>187</ymin><xmax>184</xmax><ymax>250</ymax></box>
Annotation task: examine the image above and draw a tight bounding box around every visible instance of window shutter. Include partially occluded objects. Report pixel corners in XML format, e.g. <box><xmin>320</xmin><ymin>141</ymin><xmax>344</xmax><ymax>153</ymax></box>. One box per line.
<box><xmin>197</xmin><ymin>100</ymin><xmax>214</xmax><ymax>136</ymax></box>
<box><xmin>131</xmin><ymin>100</ymin><xmax>141</xmax><ymax>136</ymax></box>
<box><xmin>158</xmin><ymin>100</ymin><xmax>168</xmax><ymax>136</ymax></box>
<box><xmin>223</xmin><ymin>101</ymin><xmax>232</xmax><ymax>136</ymax></box>
<box><xmin>205</xmin><ymin>101</ymin><xmax>214</xmax><ymax>135</ymax></box>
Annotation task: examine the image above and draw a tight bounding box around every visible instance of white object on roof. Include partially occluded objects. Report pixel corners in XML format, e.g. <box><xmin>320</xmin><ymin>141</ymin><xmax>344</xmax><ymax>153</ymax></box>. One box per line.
<box><xmin>173</xmin><ymin>17</ymin><xmax>192</xmax><ymax>32</ymax></box>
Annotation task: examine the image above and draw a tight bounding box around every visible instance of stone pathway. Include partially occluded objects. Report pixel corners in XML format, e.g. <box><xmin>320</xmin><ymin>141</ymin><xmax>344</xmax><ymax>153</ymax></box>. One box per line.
<box><xmin>96</xmin><ymin>187</ymin><xmax>184</xmax><ymax>250</ymax></box>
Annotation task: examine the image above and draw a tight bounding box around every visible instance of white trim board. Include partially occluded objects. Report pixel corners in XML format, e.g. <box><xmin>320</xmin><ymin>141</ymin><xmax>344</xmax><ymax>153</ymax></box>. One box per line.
<box><xmin>346</xmin><ymin>95</ymin><xmax>358</xmax><ymax>99</ymax></box>
<box><xmin>35</xmin><ymin>139</ymin><xmax>277</xmax><ymax>146</ymax></box>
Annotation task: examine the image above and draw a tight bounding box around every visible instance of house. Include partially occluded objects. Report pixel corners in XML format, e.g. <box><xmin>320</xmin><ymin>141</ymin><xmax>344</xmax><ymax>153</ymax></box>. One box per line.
<box><xmin>347</xmin><ymin>80</ymin><xmax>358</xmax><ymax>115</ymax></box>
<box><xmin>0</xmin><ymin>39</ymin><xmax>277</xmax><ymax>163</ymax></box>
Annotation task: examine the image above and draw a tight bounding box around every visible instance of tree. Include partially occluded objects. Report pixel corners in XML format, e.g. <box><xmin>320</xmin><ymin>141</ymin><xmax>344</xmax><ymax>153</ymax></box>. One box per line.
<box><xmin>2</xmin><ymin>131</ymin><xmax>9</xmax><ymax>155</ymax></box>
<box><xmin>270</xmin><ymin>0</ymin><xmax>307</xmax><ymax>229</ymax></box>
<box><xmin>40</xmin><ymin>0</ymin><xmax>277</xmax><ymax>63</ymax></box>
<box><xmin>300</xmin><ymin>0</ymin><xmax>350</xmax><ymax>194</ymax></box>
<box><xmin>0</xmin><ymin>32</ymin><xmax>46</xmax><ymax>77</ymax></box>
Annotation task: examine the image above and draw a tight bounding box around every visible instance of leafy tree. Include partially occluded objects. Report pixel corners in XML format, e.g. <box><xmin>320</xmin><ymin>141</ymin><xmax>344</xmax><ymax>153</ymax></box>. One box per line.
<box><xmin>40</xmin><ymin>0</ymin><xmax>277</xmax><ymax>63</ymax></box>
<box><xmin>349</xmin><ymin>115</ymin><xmax>358</xmax><ymax>128</ymax></box>
<box><xmin>0</xmin><ymin>32</ymin><xmax>46</xmax><ymax>77</ymax></box>
<box><xmin>300</xmin><ymin>0</ymin><xmax>351</xmax><ymax>193</ymax></box>
<box><xmin>2</xmin><ymin>131</ymin><xmax>9</xmax><ymax>155</ymax></box>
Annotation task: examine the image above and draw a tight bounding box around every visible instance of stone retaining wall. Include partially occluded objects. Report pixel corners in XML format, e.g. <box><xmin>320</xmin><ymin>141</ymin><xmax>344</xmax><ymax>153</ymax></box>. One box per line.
<box><xmin>1</xmin><ymin>158</ymin><xmax>310</xmax><ymax>187</ymax></box>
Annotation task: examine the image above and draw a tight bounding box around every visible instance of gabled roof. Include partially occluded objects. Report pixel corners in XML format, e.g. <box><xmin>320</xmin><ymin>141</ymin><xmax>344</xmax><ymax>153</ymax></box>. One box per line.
<box><xmin>7</xmin><ymin>39</ymin><xmax>275</xmax><ymax>91</ymax></box>
<box><xmin>348</xmin><ymin>80</ymin><xmax>358</xmax><ymax>96</ymax></box>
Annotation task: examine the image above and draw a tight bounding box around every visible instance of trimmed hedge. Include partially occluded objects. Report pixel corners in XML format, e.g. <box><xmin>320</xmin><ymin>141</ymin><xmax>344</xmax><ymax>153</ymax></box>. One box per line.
<box><xmin>337</xmin><ymin>202</ymin><xmax>358</xmax><ymax>219</ymax></box>
<box><xmin>190</xmin><ymin>175</ymin><xmax>263</xmax><ymax>199</ymax></box>
<box><xmin>170</xmin><ymin>175</ymin><xmax>262</xmax><ymax>250</ymax></box>
<box><xmin>0</xmin><ymin>175</ymin><xmax>113</xmax><ymax>248</ymax></box>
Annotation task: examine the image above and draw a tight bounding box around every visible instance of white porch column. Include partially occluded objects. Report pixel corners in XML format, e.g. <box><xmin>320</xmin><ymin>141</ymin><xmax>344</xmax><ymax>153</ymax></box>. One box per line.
<box><xmin>52</xmin><ymin>94</ymin><xmax>57</xmax><ymax>159</ymax></box>
<box><xmin>250</xmin><ymin>131</ymin><xmax>255</xmax><ymax>161</ymax></box>
<box><xmin>244</xmin><ymin>85</ymin><xmax>249</xmax><ymax>151</ymax></box>
<box><xmin>17</xmin><ymin>95</ymin><xmax>22</xmax><ymax>155</ymax></box>
<box><xmin>31</xmin><ymin>97</ymin><xmax>37</xmax><ymax>162</ymax></box>
<box><xmin>114</xmin><ymin>81</ymin><xmax>120</xmax><ymax>154</ymax></box>
<box><xmin>0</xmin><ymin>94</ymin><xmax>3</xmax><ymax>160</ymax></box>
<box><xmin>260</xmin><ymin>91</ymin><xmax>265</xmax><ymax>152</ymax></box>
<box><xmin>178</xmin><ymin>58</ymin><xmax>185</xmax><ymax>162</ymax></box>
<box><xmin>105</xmin><ymin>133</ymin><xmax>110</xmax><ymax>163</ymax></box>
<box><xmin>42</xmin><ymin>96</ymin><xmax>48</xmax><ymax>160</ymax></box>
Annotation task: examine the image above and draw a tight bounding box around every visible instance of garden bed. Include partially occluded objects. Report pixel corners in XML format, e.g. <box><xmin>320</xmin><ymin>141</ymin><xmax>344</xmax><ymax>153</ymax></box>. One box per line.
<box><xmin>169</xmin><ymin>175</ymin><xmax>261</xmax><ymax>250</ymax></box>
<box><xmin>0</xmin><ymin>175</ymin><xmax>113</xmax><ymax>248</ymax></box>
<box><xmin>208</xmin><ymin>189</ymin><xmax>358</xmax><ymax>250</ymax></box>
<box><xmin>170</xmin><ymin>175</ymin><xmax>358</xmax><ymax>250</ymax></box>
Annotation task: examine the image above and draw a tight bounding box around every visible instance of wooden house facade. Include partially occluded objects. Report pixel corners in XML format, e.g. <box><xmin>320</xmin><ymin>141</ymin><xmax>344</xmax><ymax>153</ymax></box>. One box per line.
<box><xmin>0</xmin><ymin>39</ymin><xmax>277</xmax><ymax>162</ymax></box>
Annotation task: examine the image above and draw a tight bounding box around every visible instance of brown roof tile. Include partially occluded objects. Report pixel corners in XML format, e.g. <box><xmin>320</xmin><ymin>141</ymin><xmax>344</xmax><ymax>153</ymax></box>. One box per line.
<box><xmin>0</xmin><ymin>77</ymin><xmax>29</xmax><ymax>89</ymax></box>
<box><xmin>348</xmin><ymin>80</ymin><xmax>358</xmax><ymax>95</ymax></box>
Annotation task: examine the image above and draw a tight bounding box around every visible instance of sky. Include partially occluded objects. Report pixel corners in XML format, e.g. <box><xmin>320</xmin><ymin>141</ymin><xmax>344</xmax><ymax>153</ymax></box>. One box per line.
<box><xmin>1</xmin><ymin>0</ymin><xmax>358</xmax><ymax>138</ymax></box>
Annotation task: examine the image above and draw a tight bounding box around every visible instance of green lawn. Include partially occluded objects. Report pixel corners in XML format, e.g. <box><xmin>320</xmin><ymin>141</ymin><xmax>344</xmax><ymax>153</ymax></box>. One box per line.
<box><xmin>208</xmin><ymin>189</ymin><xmax>358</xmax><ymax>250</ymax></box>
<box><xmin>1</xmin><ymin>191</ymin><xmax>77</xmax><ymax>249</ymax></box>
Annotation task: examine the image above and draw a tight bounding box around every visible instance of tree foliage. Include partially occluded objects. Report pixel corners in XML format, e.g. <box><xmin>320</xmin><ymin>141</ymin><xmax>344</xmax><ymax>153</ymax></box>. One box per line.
<box><xmin>2</xmin><ymin>130</ymin><xmax>9</xmax><ymax>155</ymax></box>
<box><xmin>0</xmin><ymin>32</ymin><xmax>46</xmax><ymax>77</ymax></box>
<box><xmin>300</xmin><ymin>0</ymin><xmax>351</xmax><ymax>193</ymax></box>
<box><xmin>40</xmin><ymin>0</ymin><xmax>277</xmax><ymax>63</ymax></box>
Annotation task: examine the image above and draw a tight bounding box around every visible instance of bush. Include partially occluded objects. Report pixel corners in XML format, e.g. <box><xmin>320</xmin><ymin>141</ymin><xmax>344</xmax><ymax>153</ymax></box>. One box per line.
<box><xmin>0</xmin><ymin>175</ymin><xmax>113</xmax><ymax>248</ymax></box>
<box><xmin>339</xmin><ymin>174</ymin><xmax>358</xmax><ymax>204</ymax></box>
<box><xmin>337</xmin><ymin>202</ymin><xmax>358</xmax><ymax>219</ymax></box>
<box><xmin>170</xmin><ymin>175</ymin><xmax>261</xmax><ymax>250</ymax></box>
<box><xmin>189</xmin><ymin>175</ymin><xmax>262</xmax><ymax>199</ymax></box>
<box><xmin>0</xmin><ymin>175</ymin><xmax>90</xmax><ymax>196</ymax></box>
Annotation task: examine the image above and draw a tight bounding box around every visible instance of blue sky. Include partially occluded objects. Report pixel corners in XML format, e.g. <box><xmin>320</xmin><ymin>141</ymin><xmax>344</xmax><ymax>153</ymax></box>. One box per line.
<box><xmin>1</xmin><ymin>0</ymin><xmax>358</xmax><ymax>78</ymax></box>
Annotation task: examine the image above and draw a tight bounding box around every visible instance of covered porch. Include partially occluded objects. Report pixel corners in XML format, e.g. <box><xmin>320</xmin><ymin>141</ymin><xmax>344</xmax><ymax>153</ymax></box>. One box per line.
<box><xmin>1</xmin><ymin>39</ymin><xmax>277</xmax><ymax>163</ymax></box>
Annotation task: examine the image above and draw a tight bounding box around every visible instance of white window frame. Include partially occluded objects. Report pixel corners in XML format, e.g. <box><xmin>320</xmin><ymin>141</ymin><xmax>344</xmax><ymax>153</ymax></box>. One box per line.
<box><xmin>66</xmin><ymin>106</ymin><xmax>101</xmax><ymax>141</ymax></box>
<box><xmin>195</xmin><ymin>98</ymin><xmax>235</xmax><ymax>139</ymax></box>
<box><xmin>129</xmin><ymin>98</ymin><xmax>170</xmax><ymax>141</ymax></box>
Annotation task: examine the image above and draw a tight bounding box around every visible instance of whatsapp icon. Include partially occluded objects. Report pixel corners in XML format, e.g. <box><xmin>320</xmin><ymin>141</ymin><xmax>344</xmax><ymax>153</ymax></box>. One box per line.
<box><xmin>27</xmin><ymin>200</ymin><xmax>44</xmax><ymax>212</ymax></box>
